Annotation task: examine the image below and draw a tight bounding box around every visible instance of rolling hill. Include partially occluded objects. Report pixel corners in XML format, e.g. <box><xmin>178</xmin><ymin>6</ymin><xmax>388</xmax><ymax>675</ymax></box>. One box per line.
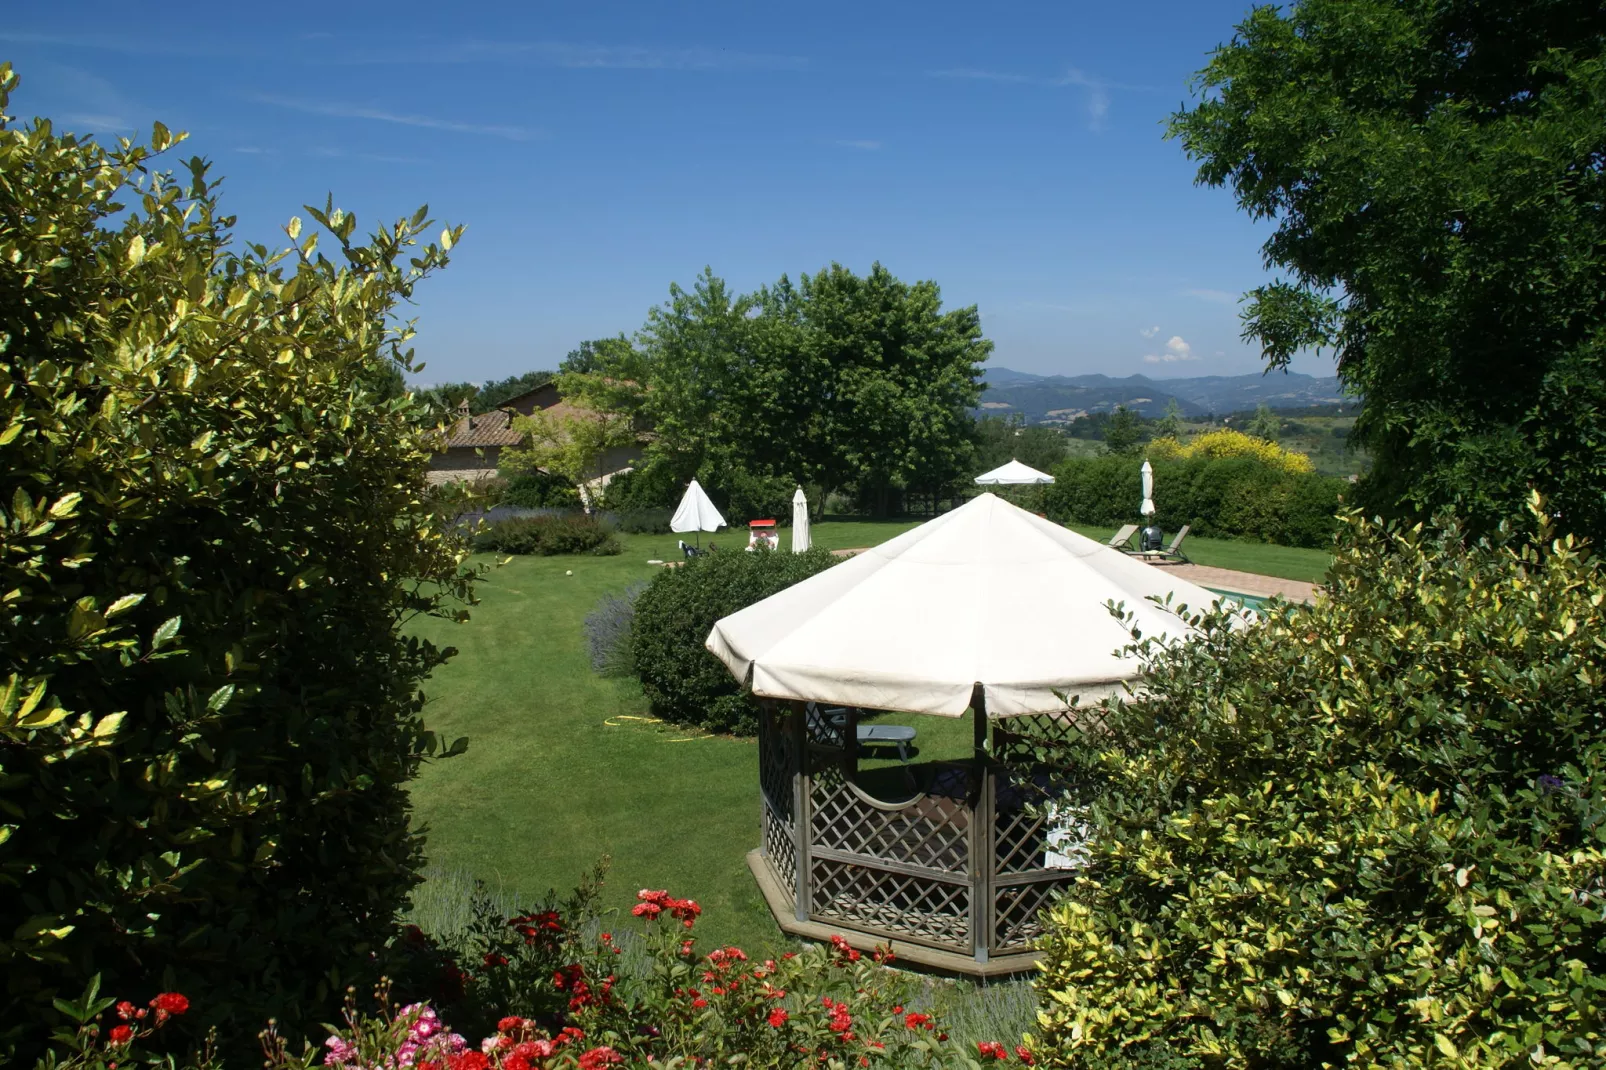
<box><xmin>977</xmin><ymin>368</ymin><xmax>1355</xmax><ymax>423</ymax></box>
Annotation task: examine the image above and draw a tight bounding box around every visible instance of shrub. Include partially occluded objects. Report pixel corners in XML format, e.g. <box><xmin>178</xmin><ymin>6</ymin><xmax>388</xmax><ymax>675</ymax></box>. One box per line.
<box><xmin>0</xmin><ymin>75</ymin><xmax>476</xmax><ymax>1059</ymax></box>
<box><xmin>498</xmin><ymin>471</ymin><xmax>583</xmax><ymax>509</ymax></box>
<box><xmin>584</xmin><ymin>584</ymin><xmax>644</xmax><ymax>677</ymax></box>
<box><xmin>1031</xmin><ymin>502</ymin><xmax>1606</xmax><ymax>1068</ymax></box>
<box><xmin>472</xmin><ymin>515</ymin><xmax>621</xmax><ymax>556</ymax></box>
<box><xmin>1146</xmin><ymin>427</ymin><xmax>1314</xmax><ymax>473</ymax></box>
<box><xmin>1044</xmin><ymin>454</ymin><xmax>1345</xmax><ymax>548</ymax></box>
<box><xmin>631</xmin><ymin>548</ymin><xmax>839</xmax><ymax>734</ymax></box>
<box><xmin>41</xmin><ymin>885</ymin><xmax>1021</xmax><ymax>1070</ymax></box>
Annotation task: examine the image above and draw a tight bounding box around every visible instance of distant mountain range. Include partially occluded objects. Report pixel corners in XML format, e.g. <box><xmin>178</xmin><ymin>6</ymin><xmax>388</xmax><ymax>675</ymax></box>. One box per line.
<box><xmin>977</xmin><ymin>367</ymin><xmax>1355</xmax><ymax>423</ymax></box>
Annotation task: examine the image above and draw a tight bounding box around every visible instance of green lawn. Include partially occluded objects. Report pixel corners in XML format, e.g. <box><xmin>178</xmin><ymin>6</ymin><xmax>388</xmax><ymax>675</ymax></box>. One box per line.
<box><xmin>405</xmin><ymin>518</ymin><xmax>1331</xmax><ymax>956</ymax></box>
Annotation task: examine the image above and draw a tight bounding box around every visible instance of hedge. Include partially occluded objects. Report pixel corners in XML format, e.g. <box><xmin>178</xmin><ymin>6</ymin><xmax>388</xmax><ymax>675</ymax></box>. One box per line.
<box><xmin>630</xmin><ymin>548</ymin><xmax>839</xmax><ymax>734</ymax></box>
<box><xmin>1044</xmin><ymin>454</ymin><xmax>1346</xmax><ymax>548</ymax></box>
<box><xmin>0</xmin><ymin>79</ymin><xmax>472</xmax><ymax>1061</ymax></box>
<box><xmin>1031</xmin><ymin>504</ymin><xmax>1606</xmax><ymax>1067</ymax></box>
<box><xmin>471</xmin><ymin>515</ymin><xmax>621</xmax><ymax>556</ymax></box>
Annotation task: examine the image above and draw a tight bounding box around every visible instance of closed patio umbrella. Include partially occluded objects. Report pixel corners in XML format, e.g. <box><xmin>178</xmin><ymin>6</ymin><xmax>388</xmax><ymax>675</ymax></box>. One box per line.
<box><xmin>791</xmin><ymin>487</ymin><xmax>811</xmax><ymax>552</ymax></box>
<box><xmin>1141</xmin><ymin>460</ymin><xmax>1155</xmax><ymax>517</ymax></box>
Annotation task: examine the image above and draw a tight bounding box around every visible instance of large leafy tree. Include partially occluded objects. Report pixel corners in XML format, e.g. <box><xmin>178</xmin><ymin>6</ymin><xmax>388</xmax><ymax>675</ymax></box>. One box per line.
<box><xmin>0</xmin><ymin>69</ymin><xmax>472</xmax><ymax>1055</ymax></box>
<box><xmin>1171</xmin><ymin>0</ymin><xmax>1606</xmax><ymax>538</ymax></box>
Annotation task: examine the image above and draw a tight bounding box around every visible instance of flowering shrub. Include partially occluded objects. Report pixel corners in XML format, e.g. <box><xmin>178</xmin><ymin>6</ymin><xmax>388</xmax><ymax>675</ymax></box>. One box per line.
<box><xmin>1144</xmin><ymin>428</ymin><xmax>1314</xmax><ymax>474</ymax></box>
<box><xmin>583</xmin><ymin>585</ymin><xmax>644</xmax><ymax>677</ymax></box>
<box><xmin>36</xmin><ymin>882</ymin><xmax>1036</xmax><ymax>1069</ymax></box>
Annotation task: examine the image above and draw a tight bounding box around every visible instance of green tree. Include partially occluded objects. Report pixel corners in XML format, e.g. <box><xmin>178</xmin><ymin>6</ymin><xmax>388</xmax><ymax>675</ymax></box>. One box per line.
<box><xmin>1170</xmin><ymin>0</ymin><xmax>1606</xmax><ymax>539</ymax></box>
<box><xmin>474</xmin><ymin>369</ymin><xmax>556</xmax><ymax>412</ymax></box>
<box><xmin>0</xmin><ymin>67</ymin><xmax>473</xmax><ymax>1057</ymax></box>
<box><xmin>1245</xmin><ymin>402</ymin><xmax>1281</xmax><ymax>442</ymax></box>
<box><xmin>975</xmin><ymin>416</ymin><xmax>1069</xmax><ymax>474</ymax></box>
<box><xmin>559</xmin><ymin>335</ymin><xmax>636</xmax><ymax>376</ymax></box>
<box><xmin>1152</xmin><ymin>398</ymin><xmax>1184</xmax><ymax>440</ymax></box>
<box><xmin>789</xmin><ymin>263</ymin><xmax>989</xmax><ymax>515</ymax></box>
<box><xmin>1102</xmin><ymin>405</ymin><xmax>1143</xmax><ymax>456</ymax></box>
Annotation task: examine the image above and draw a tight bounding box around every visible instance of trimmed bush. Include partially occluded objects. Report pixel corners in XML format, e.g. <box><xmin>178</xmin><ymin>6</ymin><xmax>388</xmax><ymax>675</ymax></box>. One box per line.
<box><xmin>631</xmin><ymin>548</ymin><xmax>839</xmax><ymax>734</ymax></box>
<box><xmin>602</xmin><ymin>507</ymin><xmax>674</xmax><ymax>535</ymax></box>
<box><xmin>497</xmin><ymin>470</ymin><xmax>583</xmax><ymax>509</ymax></box>
<box><xmin>1032</xmin><ymin>504</ymin><xmax>1606</xmax><ymax>1067</ymax></box>
<box><xmin>472</xmin><ymin>515</ymin><xmax>621</xmax><ymax>556</ymax></box>
<box><xmin>1044</xmin><ymin>454</ymin><xmax>1345</xmax><ymax>548</ymax></box>
<box><xmin>0</xmin><ymin>79</ymin><xmax>472</xmax><ymax>1059</ymax></box>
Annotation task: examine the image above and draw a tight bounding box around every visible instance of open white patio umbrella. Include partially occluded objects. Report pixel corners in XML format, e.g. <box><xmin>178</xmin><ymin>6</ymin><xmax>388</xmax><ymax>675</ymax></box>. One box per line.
<box><xmin>1140</xmin><ymin>460</ymin><xmax>1156</xmax><ymax>517</ymax></box>
<box><xmin>974</xmin><ymin>459</ymin><xmax>1056</xmax><ymax>485</ymax></box>
<box><xmin>706</xmin><ymin>493</ymin><xmax>1227</xmax><ymax>717</ymax></box>
<box><xmin>791</xmin><ymin>487</ymin><xmax>811</xmax><ymax>553</ymax></box>
<box><xmin>671</xmin><ymin>479</ymin><xmax>726</xmax><ymax>546</ymax></box>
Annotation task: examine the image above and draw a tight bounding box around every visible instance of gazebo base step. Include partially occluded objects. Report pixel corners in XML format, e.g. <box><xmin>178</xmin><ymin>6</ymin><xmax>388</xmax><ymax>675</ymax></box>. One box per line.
<box><xmin>745</xmin><ymin>850</ymin><xmax>1043</xmax><ymax>980</ymax></box>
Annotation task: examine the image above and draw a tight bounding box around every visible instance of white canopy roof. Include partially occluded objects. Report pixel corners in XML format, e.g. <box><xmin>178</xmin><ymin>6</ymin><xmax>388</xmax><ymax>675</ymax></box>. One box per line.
<box><xmin>671</xmin><ymin>479</ymin><xmax>726</xmax><ymax>534</ymax></box>
<box><xmin>706</xmin><ymin>493</ymin><xmax>1225</xmax><ymax>718</ymax></box>
<box><xmin>974</xmin><ymin>459</ymin><xmax>1056</xmax><ymax>485</ymax></box>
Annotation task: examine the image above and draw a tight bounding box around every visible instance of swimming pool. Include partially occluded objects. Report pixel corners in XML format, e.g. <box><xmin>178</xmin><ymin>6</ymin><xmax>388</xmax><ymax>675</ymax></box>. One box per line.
<box><xmin>1205</xmin><ymin>586</ymin><xmax>1271</xmax><ymax>611</ymax></box>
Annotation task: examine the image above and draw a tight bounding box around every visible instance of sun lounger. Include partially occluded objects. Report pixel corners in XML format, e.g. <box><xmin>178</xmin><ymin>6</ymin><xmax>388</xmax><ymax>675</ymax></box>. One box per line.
<box><xmin>1106</xmin><ymin>524</ymin><xmax>1138</xmax><ymax>551</ymax></box>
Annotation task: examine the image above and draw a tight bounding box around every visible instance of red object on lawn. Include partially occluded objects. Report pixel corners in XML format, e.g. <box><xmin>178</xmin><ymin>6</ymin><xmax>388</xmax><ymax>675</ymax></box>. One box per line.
<box><xmin>747</xmin><ymin>519</ymin><xmax>779</xmax><ymax>551</ymax></box>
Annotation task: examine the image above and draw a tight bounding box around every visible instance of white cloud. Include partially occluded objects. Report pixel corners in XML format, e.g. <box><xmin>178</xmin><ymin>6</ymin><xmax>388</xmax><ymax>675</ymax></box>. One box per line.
<box><xmin>930</xmin><ymin>64</ymin><xmax>1157</xmax><ymax>131</ymax></box>
<box><xmin>250</xmin><ymin>94</ymin><xmax>538</xmax><ymax>141</ymax></box>
<box><xmin>1143</xmin><ymin>335</ymin><xmax>1199</xmax><ymax>364</ymax></box>
<box><xmin>1139</xmin><ymin>326</ymin><xmax>1159</xmax><ymax>338</ymax></box>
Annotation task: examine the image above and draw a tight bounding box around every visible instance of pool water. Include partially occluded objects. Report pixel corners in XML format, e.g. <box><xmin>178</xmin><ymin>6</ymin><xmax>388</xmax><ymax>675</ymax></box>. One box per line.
<box><xmin>1205</xmin><ymin>587</ymin><xmax>1271</xmax><ymax>611</ymax></box>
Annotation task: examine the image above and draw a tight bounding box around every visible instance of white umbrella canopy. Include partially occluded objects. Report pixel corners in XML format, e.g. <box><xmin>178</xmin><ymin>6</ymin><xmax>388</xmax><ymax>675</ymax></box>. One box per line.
<box><xmin>974</xmin><ymin>459</ymin><xmax>1056</xmax><ymax>485</ymax></box>
<box><xmin>791</xmin><ymin>486</ymin><xmax>811</xmax><ymax>553</ymax></box>
<box><xmin>706</xmin><ymin>493</ymin><xmax>1226</xmax><ymax>718</ymax></box>
<box><xmin>1141</xmin><ymin>460</ymin><xmax>1156</xmax><ymax>517</ymax></box>
<box><xmin>671</xmin><ymin>479</ymin><xmax>726</xmax><ymax>534</ymax></box>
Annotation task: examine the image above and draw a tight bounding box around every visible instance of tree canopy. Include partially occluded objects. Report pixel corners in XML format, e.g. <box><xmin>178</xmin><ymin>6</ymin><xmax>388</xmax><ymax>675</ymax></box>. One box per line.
<box><xmin>1171</xmin><ymin>0</ymin><xmax>1606</xmax><ymax>539</ymax></box>
<box><xmin>601</xmin><ymin>264</ymin><xmax>989</xmax><ymax>516</ymax></box>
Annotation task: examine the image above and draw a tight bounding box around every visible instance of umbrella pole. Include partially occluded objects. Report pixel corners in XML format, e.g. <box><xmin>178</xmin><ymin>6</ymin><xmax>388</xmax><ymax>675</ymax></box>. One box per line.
<box><xmin>968</xmin><ymin>683</ymin><xmax>993</xmax><ymax>966</ymax></box>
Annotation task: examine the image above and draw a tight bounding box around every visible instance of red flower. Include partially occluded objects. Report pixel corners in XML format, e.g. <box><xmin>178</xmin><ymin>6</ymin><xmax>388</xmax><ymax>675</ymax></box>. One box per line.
<box><xmin>502</xmin><ymin>1055</ymin><xmax>532</xmax><ymax>1070</ymax></box>
<box><xmin>577</xmin><ymin>1047</ymin><xmax>623</xmax><ymax>1070</ymax></box>
<box><xmin>483</xmin><ymin>952</ymin><xmax>508</xmax><ymax>969</ymax></box>
<box><xmin>904</xmin><ymin>1012</ymin><xmax>932</xmax><ymax>1030</ymax></box>
<box><xmin>497</xmin><ymin>1017</ymin><xmax>525</xmax><ymax>1035</ymax></box>
<box><xmin>108</xmin><ymin>1025</ymin><xmax>133</xmax><ymax>1046</ymax></box>
<box><xmin>977</xmin><ymin>1041</ymin><xmax>1010</xmax><ymax>1060</ymax></box>
<box><xmin>150</xmin><ymin>993</ymin><xmax>189</xmax><ymax>1017</ymax></box>
<box><xmin>1016</xmin><ymin>1046</ymin><xmax>1036</xmax><ymax>1065</ymax></box>
<box><xmin>692</xmin><ymin>998</ymin><xmax>708</xmax><ymax>1009</ymax></box>
<box><xmin>114</xmin><ymin>1001</ymin><xmax>136</xmax><ymax>1022</ymax></box>
<box><xmin>450</xmin><ymin>1053</ymin><xmax>489</xmax><ymax>1070</ymax></box>
<box><xmin>767</xmin><ymin>1008</ymin><xmax>789</xmax><ymax>1028</ymax></box>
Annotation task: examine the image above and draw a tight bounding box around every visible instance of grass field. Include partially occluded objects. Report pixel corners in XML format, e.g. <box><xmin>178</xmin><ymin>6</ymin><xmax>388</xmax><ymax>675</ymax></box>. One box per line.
<box><xmin>405</xmin><ymin>516</ymin><xmax>1331</xmax><ymax>959</ymax></box>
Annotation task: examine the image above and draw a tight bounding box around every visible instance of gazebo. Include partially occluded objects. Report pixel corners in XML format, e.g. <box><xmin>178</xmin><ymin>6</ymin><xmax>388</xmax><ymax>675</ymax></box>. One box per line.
<box><xmin>706</xmin><ymin>493</ymin><xmax>1225</xmax><ymax>975</ymax></box>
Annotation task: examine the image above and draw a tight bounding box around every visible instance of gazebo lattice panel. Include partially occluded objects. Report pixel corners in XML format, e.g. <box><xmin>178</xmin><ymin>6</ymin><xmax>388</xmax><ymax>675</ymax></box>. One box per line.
<box><xmin>993</xmin><ymin>877</ymin><xmax>1076</xmax><ymax>952</ymax></box>
<box><xmin>754</xmin><ymin>698</ymin><xmax>1087</xmax><ymax>971</ymax></box>
<box><xmin>811</xmin><ymin>765</ymin><xmax>971</xmax><ymax>873</ymax></box>
<box><xmin>810</xmin><ymin>857</ymin><xmax>971</xmax><ymax>950</ymax></box>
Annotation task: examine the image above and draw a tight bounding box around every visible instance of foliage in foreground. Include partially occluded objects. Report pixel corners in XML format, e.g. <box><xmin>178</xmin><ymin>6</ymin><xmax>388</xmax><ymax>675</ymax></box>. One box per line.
<box><xmin>36</xmin><ymin>882</ymin><xmax>1030</xmax><ymax>1070</ymax></box>
<box><xmin>631</xmin><ymin>548</ymin><xmax>840</xmax><ymax>734</ymax></box>
<box><xmin>471</xmin><ymin>516</ymin><xmax>622</xmax><ymax>557</ymax></box>
<box><xmin>1032</xmin><ymin>501</ymin><xmax>1606</xmax><ymax>1067</ymax></box>
<box><xmin>1171</xmin><ymin>0</ymin><xmax>1606</xmax><ymax>541</ymax></box>
<box><xmin>0</xmin><ymin>69</ymin><xmax>473</xmax><ymax>1057</ymax></box>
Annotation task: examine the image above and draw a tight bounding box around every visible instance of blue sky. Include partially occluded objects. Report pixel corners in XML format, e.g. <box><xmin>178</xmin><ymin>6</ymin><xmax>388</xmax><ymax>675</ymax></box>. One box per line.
<box><xmin>3</xmin><ymin>1</ymin><xmax>1335</xmax><ymax>384</ymax></box>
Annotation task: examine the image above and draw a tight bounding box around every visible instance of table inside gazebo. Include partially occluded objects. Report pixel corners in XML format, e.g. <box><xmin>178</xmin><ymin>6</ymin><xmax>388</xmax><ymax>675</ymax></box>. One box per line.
<box><xmin>747</xmin><ymin>695</ymin><xmax>1090</xmax><ymax>977</ymax></box>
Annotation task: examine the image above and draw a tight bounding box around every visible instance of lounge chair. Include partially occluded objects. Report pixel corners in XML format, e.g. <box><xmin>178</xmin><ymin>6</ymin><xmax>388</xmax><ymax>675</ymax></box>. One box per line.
<box><xmin>1106</xmin><ymin>524</ymin><xmax>1138</xmax><ymax>551</ymax></box>
<box><xmin>678</xmin><ymin>539</ymin><xmax>705</xmax><ymax>560</ymax></box>
<box><xmin>1135</xmin><ymin>524</ymin><xmax>1190</xmax><ymax>564</ymax></box>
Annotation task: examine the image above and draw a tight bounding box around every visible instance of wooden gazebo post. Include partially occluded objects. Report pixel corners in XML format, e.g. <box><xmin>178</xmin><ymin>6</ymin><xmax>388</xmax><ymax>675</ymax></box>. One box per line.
<box><xmin>791</xmin><ymin>699</ymin><xmax>811</xmax><ymax>922</ymax></box>
<box><xmin>968</xmin><ymin>684</ymin><xmax>994</xmax><ymax>965</ymax></box>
